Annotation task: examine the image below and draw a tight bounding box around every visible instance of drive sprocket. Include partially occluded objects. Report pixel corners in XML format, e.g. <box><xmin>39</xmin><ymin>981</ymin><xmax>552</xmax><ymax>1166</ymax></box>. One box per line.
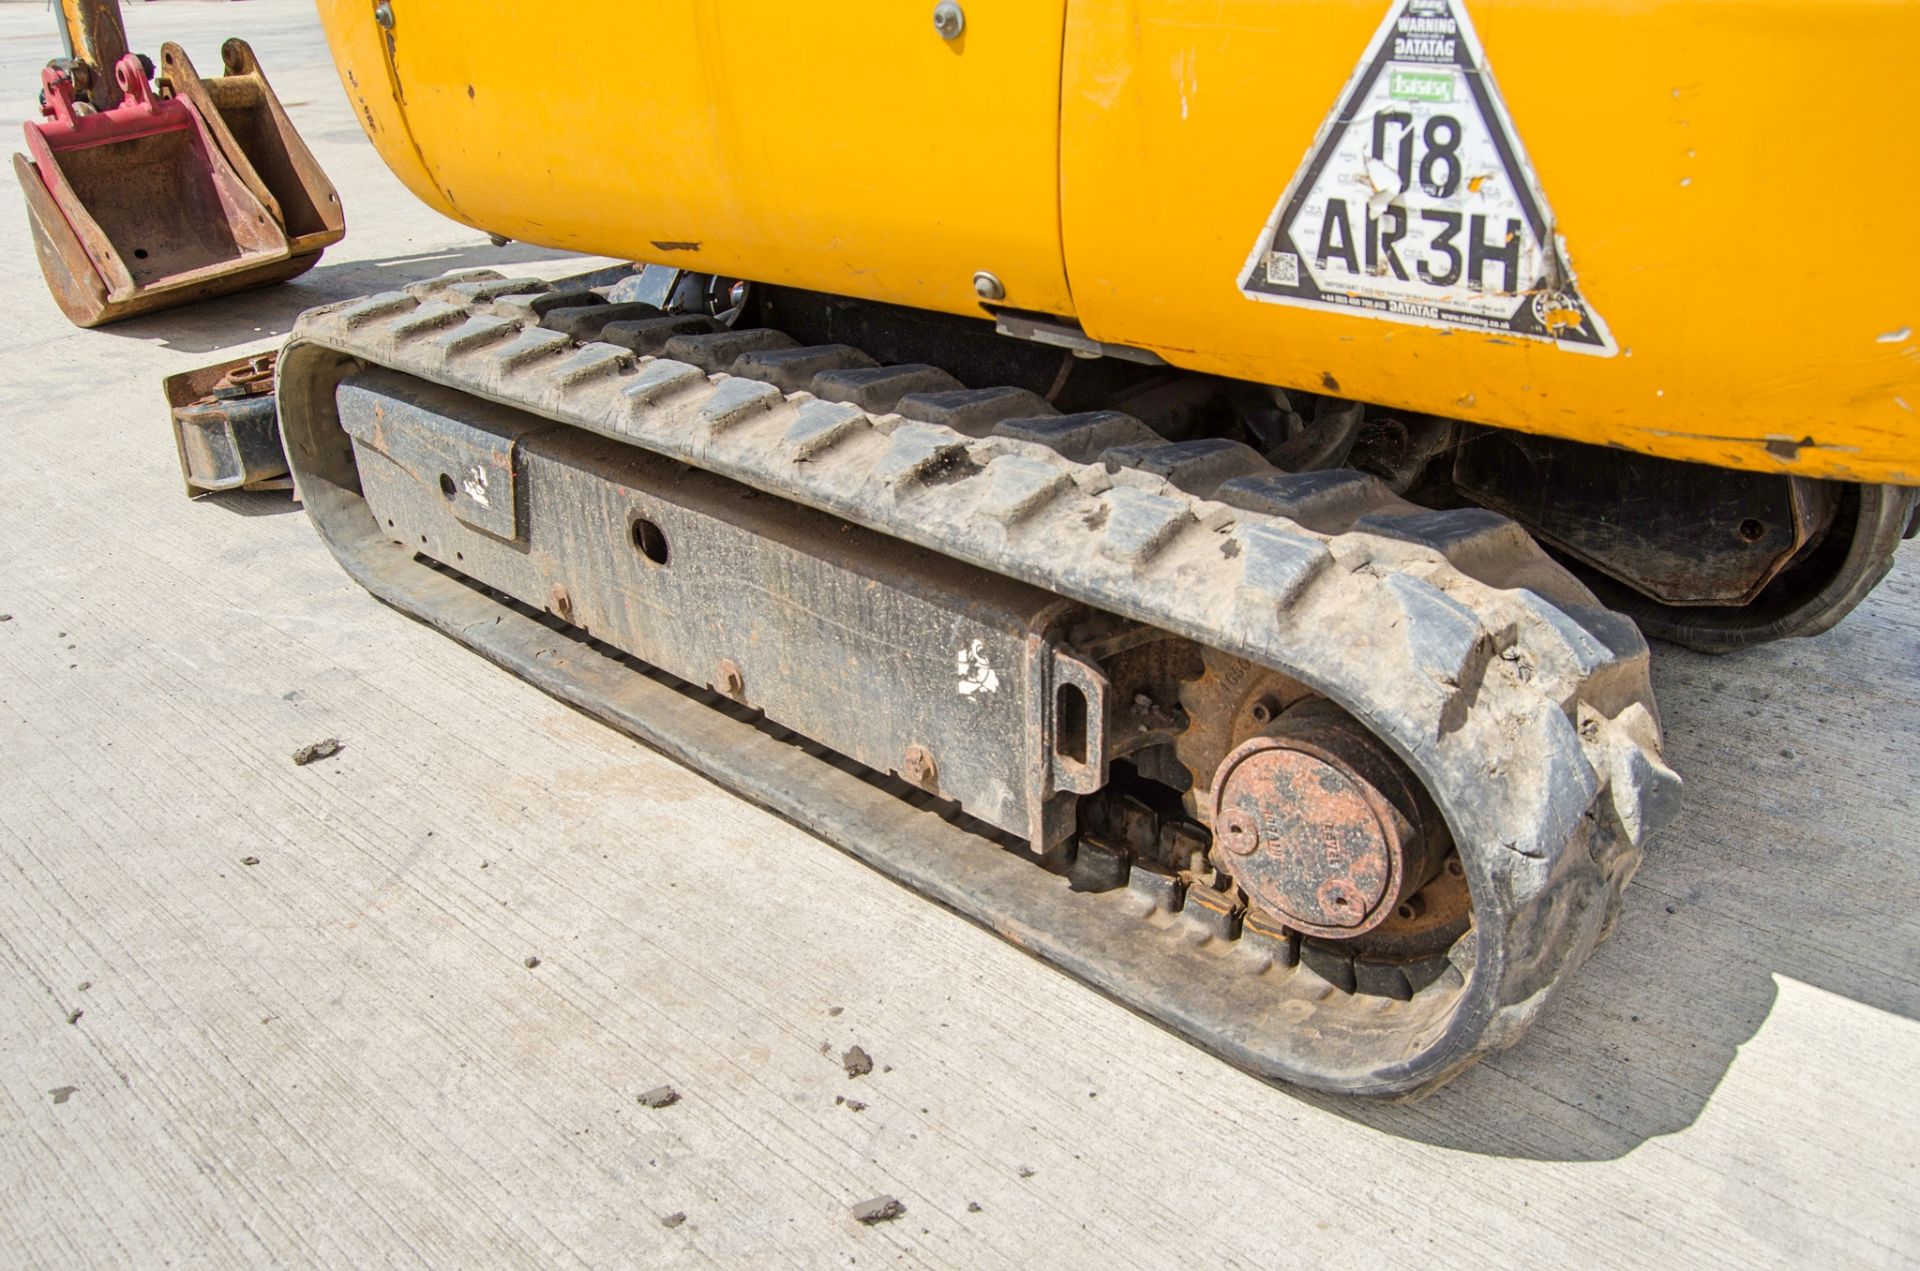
<box><xmin>1171</xmin><ymin>647</ymin><xmax>1313</xmax><ymax>826</ymax></box>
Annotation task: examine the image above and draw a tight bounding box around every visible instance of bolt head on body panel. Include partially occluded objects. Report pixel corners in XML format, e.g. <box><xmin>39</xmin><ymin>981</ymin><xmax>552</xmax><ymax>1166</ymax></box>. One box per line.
<box><xmin>903</xmin><ymin>744</ymin><xmax>939</xmax><ymax>791</ymax></box>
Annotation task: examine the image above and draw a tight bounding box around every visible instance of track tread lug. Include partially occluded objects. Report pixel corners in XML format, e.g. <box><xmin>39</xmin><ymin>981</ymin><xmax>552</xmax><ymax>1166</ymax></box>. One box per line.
<box><xmin>337</xmin><ymin>291</ymin><xmax>415</xmax><ymax>329</ymax></box>
<box><xmin>781</xmin><ymin>400</ymin><xmax>868</xmax><ymax>460</ymax></box>
<box><xmin>509</xmin><ymin>289</ymin><xmax>603</xmax><ymax>319</ymax></box>
<box><xmin>813</xmin><ymin>364</ymin><xmax>965</xmax><ymax>414</ymax></box>
<box><xmin>1608</xmin><ymin>737</ymin><xmax>1682</xmax><ymax>849</ymax></box>
<box><xmin>1514</xmin><ymin>590</ymin><xmax>1650</xmax><ymax>689</ymax></box>
<box><xmin>1180</xmin><ymin>886</ymin><xmax>1245</xmax><ymax>941</ymax></box>
<box><xmin>492</xmin><ymin>327</ymin><xmax>573</xmax><ymax>372</ymax></box>
<box><xmin>1099</xmin><ymin>437</ymin><xmax>1269</xmax><ymax>498</ymax></box>
<box><xmin>1353</xmin><ymin>505</ymin><xmax>1541</xmax><ymax>579</ymax></box>
<box><xmin>445</xmin><ymin>277</ymin><xmax>542</xmax><ymax>303</ymax></box>
<box><xmin>600</xmin><ymin>314</ymin><xmax>724</xmax><ymax>356</ymax></box>
<box><xmin>1126</xmin><ymin>864</ymin><xmax>1185</xmax><ymax>915</ymax></box>
<box><xmin>697</xmin><ymin>377</ymin><xmax>783</xmax><ymax>433</ymax></box>
<box><xmin>620</xmin><ymin>358</ymin><xmax>704</xmax><ymax>408</ymax></box>
<box><xmin>1403</xmin><ymin>954</ymin><xmax>1453</xmax><ymax>996</ymax></box>
<box><xmin>1243</xmin><ymin>912</ymin><xmax>1301</xmax><ymax>968</ymax></box>
<box><xmin>870</xmin><ymin>423</ymin><xmax>973</xmax><ymax>491</ymax></box>
<box><xmin>1100</xmin><ymin>486</ymin><xmax>1190</xmax><ymax>565</ymax></box>
<box><xmin>1384</xmin><ymin>573</ymin><xmax>1490</xmax><ymax>692</ymax></box>
<box><xmin>1068</xmin><ymin>839</ymin><xmax>1131</xmax><ymax>893</ymax></box>
<box><xmin>405</xmin><ymin>268</ymin><xmax>503</xmax><ymax>298</ymax></box>
<box><xmin>1514</xmin><ymin>707</ymin><xmax>1604</xmax><ymax>862</ymax></box>
<box><xmin>389</xmin><ymin>301</ymin><xmax>465</xmax><ymax>339</ymax></box>
<box><xmin>540</xmin><ymin>302</ymin><xmax>666</xmax><ymax>341</ymax></box>
<box><xmin>1299</xmin><ymin>943</ymin><xmax>1357</xmax><ymax>995</ymax></box>
<box><xmin>542</xmin><ymin>343</ymin><xmax>632</xmax><ymax>390</ymax></box>
<box><xmin>1353</xmin><ymin>960</ymin><xmax>1414</xmax><ymax>1001</ymax></box>
<box><xmin>664</xmin><ymin>327</ymin><xmax>798</xmax><ymax>372</ymax></box>
<box><xmin>990</xmin><ymin>411</ymin><xmax>1159</xmax><ymax>463</ymax></box>
<box><xmin>976</xmin><ymin>455</ymin><xmax>1073</xmax><ymax>526</ymax></box>
<box><xmin>434</xmin><ymin>314</ymin><xmax>519</xmax><ymax>355</ymax></box>
<box><xmin>1232</xmin><ymin>523</ymin><xmax>1333</xmax><ymax>609</ymax></box>
<box><xmin>1600</xmin><ymin>702</ymin><xmax>1683</xmax><ymax>848</ymax></box>
<box><xmin>895</xmin><ymin>386</ymin><xmax>1057</xmax><ymax>436</ymax></box>
<box><xmin>1214</xmin><ymin>469</ymin><xmax>1391</xmax><ymax>533</ymax></box>
<box><xmin>735</xmin><ymin>344</ymin><xmax>876</xmax><ymax>393</ymax></box>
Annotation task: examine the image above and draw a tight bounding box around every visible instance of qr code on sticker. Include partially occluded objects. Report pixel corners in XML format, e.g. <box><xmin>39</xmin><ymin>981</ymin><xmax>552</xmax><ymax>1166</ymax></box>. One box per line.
<box><xmin>1264</xmin><ymin>251</ymin><xmax>1300</xmax><ymax>287</ymax></box>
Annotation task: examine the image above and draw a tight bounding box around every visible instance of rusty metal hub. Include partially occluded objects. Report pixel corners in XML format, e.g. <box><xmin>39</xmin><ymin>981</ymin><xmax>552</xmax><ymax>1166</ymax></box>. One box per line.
<box><xmin>1171</xmin><ymin>646</ymin><xmax>1315</xmax><ymax>824</ymax></box>
<box><xmin>1208</xmin><ymin>704</ymin><xmax>1448</xmax><ymax>939</ymax></box>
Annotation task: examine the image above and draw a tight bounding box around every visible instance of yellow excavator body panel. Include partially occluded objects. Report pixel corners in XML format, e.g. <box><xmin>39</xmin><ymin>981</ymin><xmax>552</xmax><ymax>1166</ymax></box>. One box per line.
<box><xmin>316</xmin><ymin>0</ymin><xmax>1075</xmax><ymax>316</ymax></box>
<box><xmin>316</xmin><ymin>0</ymin><xmax>1920</xmax><ymax>485</ymax></box>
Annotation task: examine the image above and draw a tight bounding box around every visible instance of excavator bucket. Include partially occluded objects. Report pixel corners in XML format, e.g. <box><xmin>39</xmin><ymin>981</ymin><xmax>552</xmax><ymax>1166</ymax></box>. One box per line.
<box><xmin>16</xmin><ymin>19</ymin><xmax>344</xmax><ymax>331</ymax></box>
<box><xmin>159</xmin><ymin>40</ymin><xmax>345</xmax><ymax>262</ymax></box>
<box><xmin>17</xmin><ymin>53</ymin><xmax>292</xmax><ymax>327</ymax></box>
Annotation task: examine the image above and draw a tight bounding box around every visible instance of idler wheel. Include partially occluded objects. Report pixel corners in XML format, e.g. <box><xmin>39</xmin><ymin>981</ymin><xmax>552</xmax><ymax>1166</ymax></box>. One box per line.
<box><xmin>1208</xmin><ymin>702</ymin><xmax>1449</xmax><ymax>939</ymax></box>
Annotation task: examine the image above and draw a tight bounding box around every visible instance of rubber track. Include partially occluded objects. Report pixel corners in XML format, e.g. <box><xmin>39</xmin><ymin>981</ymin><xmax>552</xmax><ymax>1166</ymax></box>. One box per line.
<box><xmin>282</xmin><ymin>269</ymin><xmax>1682</xmax><ymax>1092</ymax></box>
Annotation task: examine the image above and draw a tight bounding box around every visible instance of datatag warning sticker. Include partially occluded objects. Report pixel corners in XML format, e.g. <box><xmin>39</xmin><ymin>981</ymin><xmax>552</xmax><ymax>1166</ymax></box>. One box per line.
<box><xmin>1239</xmin><ymin>0</ymin><xmax>1614</xmax><ymax>353</ymax></box>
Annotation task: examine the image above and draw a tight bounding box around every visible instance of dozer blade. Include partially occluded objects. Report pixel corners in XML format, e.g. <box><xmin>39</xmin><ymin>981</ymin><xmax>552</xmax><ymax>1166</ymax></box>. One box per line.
<box><xmin>163</xmin><ymin>350</ymin><xmax>290</xmax><ymax>497</ymax></box>
<box><xmin>15</xmin><ymin>53</ymin><xmax>314</xmax><ymax>328</ymax></box>
<box><xmin>276</xmin><ymin>269</ymin><xmax>1684</xmax><ymax>1097</ymax></box>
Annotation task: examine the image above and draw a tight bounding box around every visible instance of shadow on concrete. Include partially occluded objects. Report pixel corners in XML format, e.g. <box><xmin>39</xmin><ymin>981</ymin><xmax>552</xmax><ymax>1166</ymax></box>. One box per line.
<box><xmin>1310</xmin><ymin>610</ymin><xmax>1920</xmax><ymax>1159</ymax></box>
<box><xmin>189</xmin><ymin>489</ymin><xmax>304</xmax><ymax>519</ymax></box>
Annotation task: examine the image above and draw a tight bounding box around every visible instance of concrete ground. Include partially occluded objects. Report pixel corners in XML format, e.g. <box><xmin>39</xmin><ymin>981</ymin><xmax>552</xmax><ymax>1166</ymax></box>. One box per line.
<box><xmin>1</xmin><ymin>3</ymin><xmax>1916</xmax><ymax>1266</ymax></box>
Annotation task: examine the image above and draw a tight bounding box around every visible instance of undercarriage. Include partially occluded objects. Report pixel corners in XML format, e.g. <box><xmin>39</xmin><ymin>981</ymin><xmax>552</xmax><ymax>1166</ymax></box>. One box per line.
<box><xmin>277</xmin><ymin>265</ymin><xmax>1711</xmax><ymax>1094</ymax></box>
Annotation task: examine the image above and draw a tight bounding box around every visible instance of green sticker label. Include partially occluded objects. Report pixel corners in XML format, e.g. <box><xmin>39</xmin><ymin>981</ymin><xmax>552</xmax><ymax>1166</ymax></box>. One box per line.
<box><xmin>1389</xmin><ymin>68</ymin><xmax>1454</xmax><ymax>102</ymax></box>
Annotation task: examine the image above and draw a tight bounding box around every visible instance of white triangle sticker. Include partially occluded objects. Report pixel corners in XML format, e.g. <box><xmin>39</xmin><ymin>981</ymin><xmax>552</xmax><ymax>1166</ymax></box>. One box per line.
<box><xmin>1239</xmin><ymin>0</ymin><xmax>1614</xmax><ymax>354</ymax></box>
